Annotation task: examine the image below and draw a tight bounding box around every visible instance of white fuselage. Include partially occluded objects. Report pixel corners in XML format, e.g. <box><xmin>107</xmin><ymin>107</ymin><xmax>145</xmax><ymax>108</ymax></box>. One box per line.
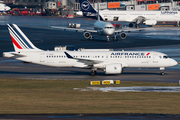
<box><xmin>93</xmin><ymin>21</ymin><xmax>115</xmax><ymax>36</ymax></box>
<box><xmin>0</xmin><ymin>3</ymin><xmax>11</xmax><ymax>12</ymax></box>
<box><xmin>4</xmin><ymin>50</ymin><xmax>177</xmax><ymax>69</ymax></box>
<box><xmin>100</xmin><ymin>10</ymin><xmax>180</xmax><ymax>23</ymax></box>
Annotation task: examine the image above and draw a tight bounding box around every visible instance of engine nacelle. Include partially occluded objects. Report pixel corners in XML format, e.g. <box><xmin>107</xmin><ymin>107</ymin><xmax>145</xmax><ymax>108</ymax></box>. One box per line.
<box><xmin>105</xmin><ymin>63</ymin><xmax>122</xmax><ymax>74</ymax></box>
<box><xmin>143</xmin><ymin>20</ymin><xmax>157</xmax><ymax>25</ymax></box>
<box><xmin>120</xmin><ymin>33</ymin><xmax>126</xmax><ymax>39</ymax></box>
<box><xmin>83</xmin><ymin>32</ymin><xmax>91</xmax><ymax>39</ymax></box>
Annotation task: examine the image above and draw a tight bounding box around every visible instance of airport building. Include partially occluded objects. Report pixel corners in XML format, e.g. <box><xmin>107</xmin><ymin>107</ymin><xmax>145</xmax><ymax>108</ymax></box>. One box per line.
<box><xmin>1</xmin><ymin>0</ymin><xmax>180</xmax><ymax>12</ymax></box>
<box><xmin>74</xmin><ymin>0</ymin><xmax>180</xmax><ymax>11</ymax></box>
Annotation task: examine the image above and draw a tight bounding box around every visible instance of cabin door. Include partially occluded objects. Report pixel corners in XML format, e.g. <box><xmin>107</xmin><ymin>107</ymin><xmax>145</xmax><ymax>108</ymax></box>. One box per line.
<box><xmin>153</xmin><ymin>54</ymin><xmax>158</xmax><ymax>63</ymax></box>
<box><xmin>40</xmin><ymin>53</ymin><xmax>45</xmax><ymax>62</ymax></box>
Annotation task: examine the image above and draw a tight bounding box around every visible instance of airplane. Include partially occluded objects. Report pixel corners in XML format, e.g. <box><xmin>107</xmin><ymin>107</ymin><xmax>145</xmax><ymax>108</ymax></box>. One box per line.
<box><xmin>51</xmin><ymin>1</ymin><xmax>142</xmax><ymax>41</ymax></box>
<box><xmin>79</xmin><ymin>0</ymin><xmax>180</xmax><ymax>27</ymax></box>
<box><xmin>3</xmin><ymin>24</ymin><xmax>178</xmax><ymax>76</ymax></box>
<box><xmin>0</xmin><ymin>3</ymin><xmax>11</xmax><ymax>12</ymax></box>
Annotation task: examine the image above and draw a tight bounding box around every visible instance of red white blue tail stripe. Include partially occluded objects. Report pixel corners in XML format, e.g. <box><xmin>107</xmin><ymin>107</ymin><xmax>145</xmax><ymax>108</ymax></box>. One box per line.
<box><xmin>7</xmin><ymin>24</ymin><xmax>41</xmax><ymax>51</ymax></box>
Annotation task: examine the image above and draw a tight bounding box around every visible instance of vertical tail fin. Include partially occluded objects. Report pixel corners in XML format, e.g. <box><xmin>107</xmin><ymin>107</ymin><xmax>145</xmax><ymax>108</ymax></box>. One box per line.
<box><xmin>7</xmin><ymin>24</ymin><xmax>42</xmax><ymax>52</ymax></box>
<box><xmin>79</xmin><ymin>0</ymin><xmax>97</xmax><ymax>13</ymax></box>
<box><xmin>79</xmin><ymin>0</ymin><xmax>103</xmax><ymax>21</ymax></box>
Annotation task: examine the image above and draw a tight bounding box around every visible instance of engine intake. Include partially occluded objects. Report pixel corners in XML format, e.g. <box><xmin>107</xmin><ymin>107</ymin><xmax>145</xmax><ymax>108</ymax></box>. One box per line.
<box><xmin>83</xmin><ymin>32</ymin><xmax>91</xmax><ymax>39</ymax></box>
<box><xmin>105</xmin><ymin>63</ymin><xmax>122</xmax><ymax>74</ymax></box>
<box><xmin>120</xmin><ymin>33</ymin><xmax>126</xmax><ymax>39</ymax></box>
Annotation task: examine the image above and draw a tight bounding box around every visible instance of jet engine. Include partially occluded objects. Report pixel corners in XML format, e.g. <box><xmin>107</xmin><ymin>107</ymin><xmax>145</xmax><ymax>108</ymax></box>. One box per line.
<box><xmin>83</xmin><ymin>32</ymin><xmax>91</xmax><ymax>39</ymax></box>
<box><xmin>120</xmin><ymin>33</ymin><xmax>126</xmax><ymax>39</ymax></box>
<box><xmin>143</xmin><ymin>20</ymin><xmax>157</xmax><ymax>25</ymax></box>
<box><xmin>105</xmin><ymin>63</ymin><xmax>122</xmax><ymax>74</ymax></box>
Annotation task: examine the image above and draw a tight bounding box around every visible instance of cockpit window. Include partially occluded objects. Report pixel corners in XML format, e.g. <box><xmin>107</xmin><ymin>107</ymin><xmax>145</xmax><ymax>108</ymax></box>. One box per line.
<box><xmin>163</xmin><ymin>56</ymin><xmax>168</xmax><ymax>59</ymax></box>
<box><xmin>104</xmin><ymin>27</ymin><xmax>113</xmax><ymax>29</ymax></box>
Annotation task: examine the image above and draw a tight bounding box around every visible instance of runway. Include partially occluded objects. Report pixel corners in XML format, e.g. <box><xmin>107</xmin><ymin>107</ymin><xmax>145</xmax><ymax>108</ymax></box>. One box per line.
<box><xmin>0</xmin><ymin>15</ymin><xmax>180</xmax><ymax>82</ymax></box>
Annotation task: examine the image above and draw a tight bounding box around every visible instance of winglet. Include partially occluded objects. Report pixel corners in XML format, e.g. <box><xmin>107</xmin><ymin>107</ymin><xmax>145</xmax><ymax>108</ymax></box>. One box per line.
<box><xmin>64</xmin><ymin>52</ymin><xmax>74</xmax><ymax>59</ymax></box>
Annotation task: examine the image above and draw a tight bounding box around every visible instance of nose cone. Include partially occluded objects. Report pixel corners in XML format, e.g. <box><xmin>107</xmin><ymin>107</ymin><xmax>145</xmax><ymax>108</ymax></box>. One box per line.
<box><xmin>6</xmin><ymin>6</ymin><xmax>11</xmax><ymax>11</ymax></box>
<box><xmin>104</xmin><ymin>29</ymin><xmax>114</xmax><ymax>35</ymax></box>
<box><xmin>169</xmin><ymin>59</ymin><xmax>178</xmax><ymax>66</ymax></box>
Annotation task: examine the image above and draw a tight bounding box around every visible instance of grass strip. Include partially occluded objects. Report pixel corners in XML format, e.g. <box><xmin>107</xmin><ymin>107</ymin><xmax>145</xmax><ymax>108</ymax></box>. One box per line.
<box><xmin>0</xmin><ymin>78</ymin><xmax>179</xmax><ymax>114</ymax></box>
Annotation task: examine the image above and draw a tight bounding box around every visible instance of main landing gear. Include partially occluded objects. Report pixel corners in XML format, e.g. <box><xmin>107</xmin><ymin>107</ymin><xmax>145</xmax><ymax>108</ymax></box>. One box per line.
<box><xmin>113</xmin><ymin>34</ymin><xmax>118</xmax><ymax>41</ymax></box>
<box><xmin>129</xmin><ymin>23</ymin><xmax>133</xmax><ymax>27</ymax></box>
<box><xmin>160</xmin><ymin>67</ymin><xmax>165</xmax><ymax>75</ymax></box>
<box><xmin>90</xmin><ymin>68</ymin><xmax>97</xmax><ymax>76</ymax></box>
<box><xmin>129</xmin><ymin>23</ymin><xmax>140</xmax><ymax>28</ymax></box>
<box><xmin>89</xmin><ymin>35</ymin><xmax>94</xmax><ymax>41</ymax></box>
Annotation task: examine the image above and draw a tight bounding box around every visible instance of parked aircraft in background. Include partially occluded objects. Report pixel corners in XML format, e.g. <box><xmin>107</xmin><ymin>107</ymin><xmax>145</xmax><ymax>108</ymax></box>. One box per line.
<box><xmin>52</xmin><ymin>1</ymin><xmax>142</xmax><ymax>41</ymax></box>
<box><xmin>0</xmin><ymin>3</ymin><xmax>11</xmax><ymax>12</ymax></box>
<box><xmin>79</xmin><ymin>0</ymin><xmax>180</xmax><ymax>27</ymax></box>
<box><xmin>3</xmin><ymin>24</ymin><xmax>177</xmax><ymax>76</ymax></box>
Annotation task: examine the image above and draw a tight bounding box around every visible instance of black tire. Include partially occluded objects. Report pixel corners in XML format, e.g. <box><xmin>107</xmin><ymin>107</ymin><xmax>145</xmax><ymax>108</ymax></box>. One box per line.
<box><xmin>160</xmin><ymin>72</ymin><xmax>164</xmax><ymax>75</ymax></box>
<box><xmin>91</xmin><ymin>71</ymin><xmax>95</xmax><ymax>76</ymax></box>
<box><xmin>129</xmin><ymin>23</ymin><xmax>133</xmax><ymax>27</ymax></box>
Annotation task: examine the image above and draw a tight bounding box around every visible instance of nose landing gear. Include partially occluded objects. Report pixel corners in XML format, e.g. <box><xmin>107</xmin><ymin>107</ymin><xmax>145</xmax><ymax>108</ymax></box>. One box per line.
<box><xmin>160</xmin><ymin>67</ymin><xmax>165</xmax><ymax>75</ymax></box>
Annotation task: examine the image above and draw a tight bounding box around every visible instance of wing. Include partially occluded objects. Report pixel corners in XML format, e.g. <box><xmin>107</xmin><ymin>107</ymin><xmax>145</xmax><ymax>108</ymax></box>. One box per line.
<box><xmin>51</xmin><ymin>26</ymin><xmax>97</xmax><ymax>33</ymax></box>
<box><xmin>114</xmin><ymin>28</ymin><xmax>143</xmax><ymax>33</ymax></box>
<box><xmin>64</xmin><ymin>52</ymin><xmax>103</xmax><ymax>65</ymax></box>
<box><xmin>131</xmin><ymin>16</ymin><xmax>146</xmax><ymax>24</ymax></box>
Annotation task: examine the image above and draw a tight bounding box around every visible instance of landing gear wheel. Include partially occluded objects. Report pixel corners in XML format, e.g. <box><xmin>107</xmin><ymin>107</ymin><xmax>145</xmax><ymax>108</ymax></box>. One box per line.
<box><xmin>113</xmin><ymin>36</ymin><xmax>117</xmax><ymax>41</ymax></box>
<box><xmin>90</xmin><ymin>70</ymin><xmax>96</xmax><ymax>76</ymax></box>
<box><xmin>129</xmin><ymin>23</ymin><xmax>133</xmax><ymax>27</ymax></box>
<box><xmin>160</xmin><ymin>67</ymin><xmax>165</xmax><ymax>76</ymax></box>
<box><xmin>160</xmin><ymin>72</ymin><xmax>164</xmax><ymax>75</ymax></box>
<box><xmin>89</xmin><ymin>36</ymin><xmax>94</xmax><ymax>41</ymax></box>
